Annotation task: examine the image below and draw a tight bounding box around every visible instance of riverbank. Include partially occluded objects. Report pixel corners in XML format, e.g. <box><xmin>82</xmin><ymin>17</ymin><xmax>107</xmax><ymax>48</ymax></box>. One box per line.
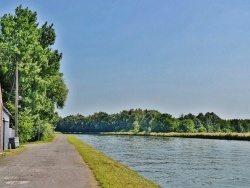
<box><xmin>75</xmin><ymin>133</ymin><xmax>250</xmax><ymax>187</ymax></box>
<box><xmin>67</xmin><ymin>135</ymin><xmax>160</xmax><ymax>188</ymax></box>
<box><xmin>99</xmin><ymin>132</ymin><xmax>250</xmax><ymax>141</ymax></box>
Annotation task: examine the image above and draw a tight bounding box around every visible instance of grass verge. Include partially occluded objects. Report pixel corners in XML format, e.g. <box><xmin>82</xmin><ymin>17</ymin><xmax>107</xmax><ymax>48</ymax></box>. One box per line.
<box><xmin>0</xmin><ymin>146</ymin><xmax>27</xmax><ymax>158</ymax></box>
<box><xmin>101</xmin><ymin>132</ymin><xmax>250</xmax><ymax>141</ymax></box>
<box><xmin>67</xmin><ymin>135</ymin><xmax>160</xmax><ymax>188</ymax></box>
<box><xmin>24</xmin><ymin>136</ymin><xmax>55</xmax><ymax>145</ymax></box>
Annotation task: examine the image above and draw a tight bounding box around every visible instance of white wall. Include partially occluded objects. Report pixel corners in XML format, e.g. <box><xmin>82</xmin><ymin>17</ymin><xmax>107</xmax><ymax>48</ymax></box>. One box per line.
<box><xmin>3</xmin><ymin>110</ymin><xmax>13</xmax><ymax>150</ymax></box>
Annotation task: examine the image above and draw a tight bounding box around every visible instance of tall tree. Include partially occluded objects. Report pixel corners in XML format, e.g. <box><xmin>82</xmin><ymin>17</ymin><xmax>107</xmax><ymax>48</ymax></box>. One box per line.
<box><xmin>0</xmin><ymin>6</ymin><xmax>68</xmax><ymax>142</ymax></box>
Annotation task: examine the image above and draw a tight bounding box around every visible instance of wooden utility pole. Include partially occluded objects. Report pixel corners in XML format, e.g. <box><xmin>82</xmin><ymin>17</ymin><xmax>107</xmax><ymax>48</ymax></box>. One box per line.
<box><xmin>15</xmin><ymin>61</ymin><xmax>18</xmax><ymax>137</ymax></box>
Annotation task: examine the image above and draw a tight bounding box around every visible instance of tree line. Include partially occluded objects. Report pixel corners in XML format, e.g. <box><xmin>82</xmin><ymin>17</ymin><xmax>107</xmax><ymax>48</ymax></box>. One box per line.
<box><xmin>0</xmin><ymin>6</ymin><xmax>68</xmax><ymax>142</ymax></box>
<box><xmin>56</xmin><ymin>109</ymin><xmax>250</xmax><ymax>133</ymax></box>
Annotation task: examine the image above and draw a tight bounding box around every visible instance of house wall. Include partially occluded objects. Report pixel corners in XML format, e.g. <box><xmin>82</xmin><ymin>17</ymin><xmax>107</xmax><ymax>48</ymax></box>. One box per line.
<box><xmin>3</xmin><ymin>110</ymin><xmax>13</xmax><ymax>150</ymax></box>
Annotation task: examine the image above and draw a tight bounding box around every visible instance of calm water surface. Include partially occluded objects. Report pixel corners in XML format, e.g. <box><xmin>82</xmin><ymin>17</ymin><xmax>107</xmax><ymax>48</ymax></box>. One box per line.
<box><xmin>75</xmin><ymin>134</ymin><xmax>250</xmax><ymax>188</ymax></box>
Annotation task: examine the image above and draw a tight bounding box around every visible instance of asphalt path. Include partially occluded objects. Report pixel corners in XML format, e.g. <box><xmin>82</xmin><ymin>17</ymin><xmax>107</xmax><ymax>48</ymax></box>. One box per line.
<box><xmin>0</xmin><ymin>134</ymin><xmax>99</xmax><ymax>188</ymax></box>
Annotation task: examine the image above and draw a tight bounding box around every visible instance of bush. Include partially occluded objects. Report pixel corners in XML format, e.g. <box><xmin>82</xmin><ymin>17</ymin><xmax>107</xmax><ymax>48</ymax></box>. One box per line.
<box><xmin>19</xmin><ymin>121</ymin><xmax>35</xmax><ymax>143</ymax></box>
<box><xmin>41</xmin><ymin>123</ymin><xmax>55</xmax><ymax>141</ymax></box>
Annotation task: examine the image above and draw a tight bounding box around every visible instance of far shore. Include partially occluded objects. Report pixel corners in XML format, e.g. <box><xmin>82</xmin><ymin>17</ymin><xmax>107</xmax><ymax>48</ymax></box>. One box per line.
<box><xmin>64</xmin><ymin>132</ymin><xmax>250</xmax><ymax>141</ymax></box>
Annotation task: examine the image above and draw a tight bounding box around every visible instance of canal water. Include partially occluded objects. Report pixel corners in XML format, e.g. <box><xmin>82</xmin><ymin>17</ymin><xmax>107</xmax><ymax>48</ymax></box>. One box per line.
<box><xmin>75</xmin><ymin>134</ymin><xmax>250</xmax><ymax>188</ymax></box>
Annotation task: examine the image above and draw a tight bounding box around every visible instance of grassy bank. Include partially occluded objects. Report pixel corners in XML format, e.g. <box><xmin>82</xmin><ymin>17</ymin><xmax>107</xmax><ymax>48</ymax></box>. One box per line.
<box><xmin>100</xmin><ymin>132</ymin><xmax>250</xmax><ymax>141</ymax></box>
<box><xmin>24</xmin><ymin>137</ymin><xmax>55</xmax><ymax>144</ymax></box>
<box><xmin>0</xmin><ymin>146</ymin><xmax>27</xmax><ymax>158</ymax></box>
<box><xmin>67</xmin><ymin>135</ymin><xmax>160</xmax><ymax>188</ymax></box>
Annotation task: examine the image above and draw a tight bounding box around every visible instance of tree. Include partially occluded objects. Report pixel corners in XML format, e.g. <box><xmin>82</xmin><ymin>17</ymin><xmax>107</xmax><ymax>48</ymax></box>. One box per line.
<box><xmin>56</xmin><ymin>110</ymin><xmax>250</xmax><ymax>134</ymax></box>
<box><xmin>0</xmin><ymin>6</ymin><xmax>68</xmax><ymax>142</ymax></box>
<box><xmin>178</xmin><ymin>119</ymin><xmax>195</xmax><ymax>133</ymax></box>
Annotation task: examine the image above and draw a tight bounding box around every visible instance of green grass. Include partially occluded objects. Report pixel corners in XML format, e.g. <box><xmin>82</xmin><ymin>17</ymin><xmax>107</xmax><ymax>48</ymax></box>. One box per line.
<box><xmin>0</xmin><ymin>145</ymin><xmax>27</xmax><ymax>158</ymax></box>
<box><xmin>101</xmin><ymin>132</ymin><xmax>250</xmax><ymax>141</ymax></box>
<box><xmin>24</xmin><ymin>136</ymin><xmax>55</xmax><ymax>145</ymax></box>
<box><xmin>67</xmin><ymin>135</ymin><xmax>160</xmax><ymax>188</ymax></box>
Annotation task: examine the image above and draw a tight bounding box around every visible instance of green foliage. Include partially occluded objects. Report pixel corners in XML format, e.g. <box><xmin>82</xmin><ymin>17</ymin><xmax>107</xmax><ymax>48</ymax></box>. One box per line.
<box><xmin>40</xmin><ymin>123</ymin><xmax>55</xmax><ymax>141</ymax></box>
<box><xmin>56</xmin><ymin>109</ymin><xmax>250</xmax><ymax>134</ymax></box>
<box><xmin>197</xmin><ymin>126</ymin><xmax>207</xmax><ymax>133</ymax></box>
<box><xmin>178</xmin><ymin>119</ymin><xmax>196</xmax><ymax>133</ymax></box>
<box><xmin>18</xmin><ymin>113</ymin><xmax>35</xmax><ymax>143</ymax></box>
<box><xmin>0</xmin><ymin>6</ymin><xmax>68</xmax><ymax>142</ymax></box>
<box><xmin>132</xmin><ymin>120</ymin><xmax>141</xmax><ymax>133</ymax></box>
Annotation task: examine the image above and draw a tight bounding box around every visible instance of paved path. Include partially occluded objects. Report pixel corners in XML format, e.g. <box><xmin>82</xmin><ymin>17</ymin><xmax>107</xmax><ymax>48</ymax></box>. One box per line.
<box><xmin>0</xmin><ymin>135</ymin><xmax>99</xmax><ymax>188</ymax></box>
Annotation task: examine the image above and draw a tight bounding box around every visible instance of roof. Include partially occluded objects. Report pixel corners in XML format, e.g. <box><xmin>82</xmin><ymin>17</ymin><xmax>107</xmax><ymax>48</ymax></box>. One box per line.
<box><xmin>3</xmin><ymin>106</ymin><xmax>11</xmax><ymax>116</ymax></box>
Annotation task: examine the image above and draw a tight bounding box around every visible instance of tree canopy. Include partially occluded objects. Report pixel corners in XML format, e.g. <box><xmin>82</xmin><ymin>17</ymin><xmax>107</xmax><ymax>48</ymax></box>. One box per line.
<box><xmin>56</xmin><ymin>109</ymin><xmax>250</xmax><ymax>134</ymax></box>
<box><xmin>0</xmin><ymin>6</ymin><xmax>68</xmax><ymax>142</ymax></box>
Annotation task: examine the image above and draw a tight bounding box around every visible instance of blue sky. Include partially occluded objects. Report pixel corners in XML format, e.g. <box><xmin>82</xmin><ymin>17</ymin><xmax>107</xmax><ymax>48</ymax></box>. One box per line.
<box><xmin>1</xmin><ymin>1</ymin><xmax>250</xmax><ymax>119</ymax></box>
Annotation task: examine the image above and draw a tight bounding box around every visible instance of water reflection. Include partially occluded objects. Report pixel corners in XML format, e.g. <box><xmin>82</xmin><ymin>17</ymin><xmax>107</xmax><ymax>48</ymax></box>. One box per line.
<box><xmin>76</xmin><ymin>134</ymin><xmax>250</xmax><ymax>188</ymax></box>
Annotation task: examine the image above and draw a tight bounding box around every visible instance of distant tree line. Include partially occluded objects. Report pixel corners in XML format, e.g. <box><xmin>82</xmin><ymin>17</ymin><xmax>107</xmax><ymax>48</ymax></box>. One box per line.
<box><xmin>56</xmin><ymin>109</ymin><xmax>250</xmax><ymax>133</ymax></box>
